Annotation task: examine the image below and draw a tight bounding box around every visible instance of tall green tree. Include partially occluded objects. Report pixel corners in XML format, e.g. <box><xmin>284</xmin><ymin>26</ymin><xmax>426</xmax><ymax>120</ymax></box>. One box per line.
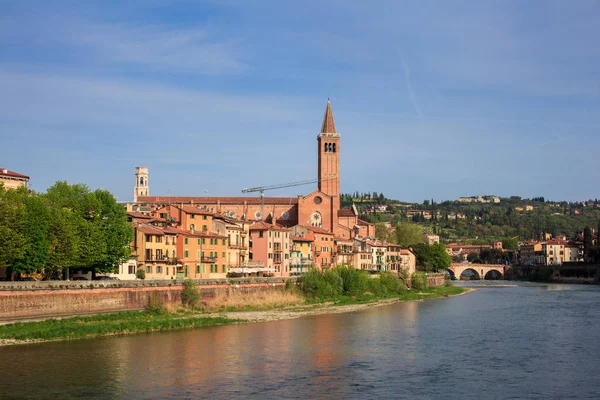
<box><xmin>0</xmin><ymin>184</ymin><xmax>27</xmax><ymax>270</ymax></box>
<box><xmin>394</xmin><ymin>222</ymin><xmax>423</xmax><ymax>247</ymax></box>
<box><xmin>11</xmin><ymin>194</ymin><xmax>51</xmax><ymax>275</ymax></box>
<box><xmin>92</xmin><ymin>189</ymin><xmax>133</xmax><ymax>272</ymax></box>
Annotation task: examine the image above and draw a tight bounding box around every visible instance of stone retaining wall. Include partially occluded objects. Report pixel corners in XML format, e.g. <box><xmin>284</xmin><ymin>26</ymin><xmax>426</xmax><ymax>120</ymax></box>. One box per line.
<box><xmin>0</xmin><ymin>281</ymin><xmax>287</xmax><ymax>321</ymax></box>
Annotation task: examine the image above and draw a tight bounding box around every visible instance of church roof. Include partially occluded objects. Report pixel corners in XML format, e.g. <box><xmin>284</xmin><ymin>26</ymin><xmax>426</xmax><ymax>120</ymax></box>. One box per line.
<box><xmin>320</xmin><ymin>99</ymin><xmax>336</xmax><ymax>134</ymax></box>
<box><xmin>138</xmin><ymin>196</ymin><xmax>298</xmax><ymax>206</ymax></box>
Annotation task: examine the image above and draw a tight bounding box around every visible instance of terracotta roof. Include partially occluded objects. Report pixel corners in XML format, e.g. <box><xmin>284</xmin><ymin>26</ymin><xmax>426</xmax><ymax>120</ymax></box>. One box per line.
<box><xmin>357</xmin><ymin>219</ymin><xmax>372</xmax><ymax>226</ymax></box>
<box><xmin>299</xmin><ymin>225</ymin><xmax>333</xmax><ymax>235</ymax></box>
<box><xmin>250</xmin><ymin>221</ymin><xmax>290</xmax><ymax>232</ymax></box>
<box><xmin>321</xmin><ymin>99</ymin><xmax>337</xmax><ymax>134</ymax></box>
<box><xmin>127</xmin><ymin>211</ymin><xmax>153</xmax><ymax>219</ymax></box>
<box><xmin>400</xmin><ymin>249</ymin><xmax>415</xmax><ymax>255</ymax></box>
<box><xmin>0</xmin><ymin>168</ymin><xmax>29</xmax><ymax>180</ymax></box>
<box><xmin>135</xmin><ymin>224</ymin><xmax>165</xmax><ymax>235</ymax></box>
<box><xmin>338</xmin><ymin>209</ymin><xmax>356</xmax><ymax>217</ymax></box>
<box><xmin>138</xmin><ymin>196</ymin><xmax>298</xmax><ymax>206</ymax></box>
<box><xmin>180</xmin><ymin>205</ymin><xmax>214</xmax><ymax>216</ymax></box>
<box><xmin>291</xmin><ymin>235</ymin><xmax>313</xmax><ymax>242</ymax></box>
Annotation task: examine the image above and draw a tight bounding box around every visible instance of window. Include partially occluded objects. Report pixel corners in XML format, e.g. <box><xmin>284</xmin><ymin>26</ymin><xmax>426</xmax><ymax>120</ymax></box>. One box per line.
<box><xmin>222</xmin><ymin>265</ymin><xmax>227</xmax><ymax>273</ymax></box>
<box><xmin>184</xmin><ymin>238</ymin><xmax>189</xmax><ymax>245</ymax></box>
<box><xmin>259</xmin><ymin>231</ymin><xmax>264</xmax><ymax>238</ymax></box>
<box><xmin>196</xmin><ymin>250</ymin><xmax>201</xmax><ymax>259</ymax></box>
<box><xmin>223</xmin><ymin>240</ymin><xmax>227</xmax><ymax>245</ymax></box>
<box><xmin>197</xmin><ymin>239</ymin><xmax>201</xmax><ymax>245</ymax></box>
<box><xmin>268</xmin><ymin>253</ymin><xmax>272</xmax><ymax>259</ymax></box>
<box><xmin>190</xmin><ymin>214</ymin><xmax>196</xmax><ymax>219</ymax></box>
<box><xmin>146</xmin><ymin>265</ymin><xmax>152</xmax><ymax>273</ymax></box>
<box><xmin>190</xmin><ymin>224</ymin><xmax>195</xmax><ymax>231</ymax></box>
<box><xmin>146</xmin><ymin>235</ymin><xmax>152</xmax><ymax>242</ymax></box>
<box><xmin>201</xmin><ymin>265</ymin><xmax>205</xmax><ymax>273</ymax></box>
<box><xmin>269</xmin><ymin>242</ymin><xmax>272</xmax><ymax>248</ymax></box>
<box><xmin>160</xmin><ymin>212</ymin><xmax>167</xmax><ymax>219</ymax></box>
<box><xmin>184</xmin><ymin>250</ymin><xmax>189</xmax><ymax>258</ymax></box>
<box><xmin>202</xmin><ymin>238</ymin><xmax>206</xmax><ymax>245</ymax></box>
<box><xmin>203</xmin><ymin>215</ymin><xmax>208</xmax><ymax>220</ymax></box>
<box><xmin>222</xmin><ymin>252</ymin><xmax>225</xmax><ymax>257</ymax></box>
<box><xmin>203</xmin><ymin>225</ymin><xmax>208</xmax><ymax>232</ymax></box>
<box><xmin>196</xmin><ymin>265</ymin><xmax>200</xmax><ymax>274</ymax></box>
<box><xmin>156</xmin><ymin>266</ymin><xmax>162</xmax><ymax>274</ymax></box>
<box><xmin>155</xmin><ymin>235</ymin><xmax>162</xmax><ymax>243</ymax></box>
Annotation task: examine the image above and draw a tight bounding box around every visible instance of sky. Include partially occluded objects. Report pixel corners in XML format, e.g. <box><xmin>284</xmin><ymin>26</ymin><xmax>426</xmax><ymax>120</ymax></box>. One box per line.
<box><xmin>1</xmin><ymin>0</ymin><xmax>599</xmax><ymax>203</ymax></box>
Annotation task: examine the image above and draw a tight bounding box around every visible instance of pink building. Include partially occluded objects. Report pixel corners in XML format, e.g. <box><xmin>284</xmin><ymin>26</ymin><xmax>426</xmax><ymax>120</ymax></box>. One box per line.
<box><xmin>249</xmin><ymin>222</ymin><xmax>291</xmax><ymax>277</ymax></box>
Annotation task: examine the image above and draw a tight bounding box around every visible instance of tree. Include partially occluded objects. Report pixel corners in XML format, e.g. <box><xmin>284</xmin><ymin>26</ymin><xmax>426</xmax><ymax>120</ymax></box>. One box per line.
<box><xmin>394</xmin><ymin>222</ymin><xmax>423</xmax><ymax>247</ymax></box>
<box><xmin>91</xmin><ymin>189</ymin><xmax>133</xmax><ymax>273</ymax></box>
<box><xmin>502</xmin><ymin>237</ymin><xmax>519</xmax><ymax>251</ymax></box>
<box><xmin>411</xmin><ymin>243</ymin><xmax>433</xmax><ymax>271</ymax></box>
<box><xmin>375</xmin><ymin>222</ymin><xmax>391</xmax><ymax>242</ymax></box>
<box><xmin>11</xmin><ymin>194</ymin><xmax>51</xmax><ymax>275</ymax></box>
<box><xmin>584</xmin><ymin>227</ymin><xmax>593</xmax><ymax>262</ymax></box>
<box><xmin>429</xmin><ymin>243</ymin><xmax>452</xmax><ymax>271</ymax></box>
<box><xmin>0</xmin><ymin>184</ymin><xmax>27</xmax><ymax>271</ymax></box>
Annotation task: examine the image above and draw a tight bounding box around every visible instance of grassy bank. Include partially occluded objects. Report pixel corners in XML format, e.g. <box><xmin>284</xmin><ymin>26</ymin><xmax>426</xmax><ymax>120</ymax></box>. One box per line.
<box><xmin>0</xmin><ymin>311</ymin><xmax>241</xmax><ymax>342</ymax></box>
<box><xmin>0</xmin><ymin>271</ymin><xmax>467</xmax><ymax>345</ymax></box>
<box><xmin>313</xmin><ymin>285</ymin><xmax>467</xmax><ymax>307</ymax></box>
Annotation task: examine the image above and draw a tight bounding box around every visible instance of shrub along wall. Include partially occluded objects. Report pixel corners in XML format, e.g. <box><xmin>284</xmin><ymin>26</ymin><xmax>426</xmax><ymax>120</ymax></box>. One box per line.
<box><xmin>0</xmin><ymin>280</ymin><xmax>287</xmax><ymax>321</ymax></box>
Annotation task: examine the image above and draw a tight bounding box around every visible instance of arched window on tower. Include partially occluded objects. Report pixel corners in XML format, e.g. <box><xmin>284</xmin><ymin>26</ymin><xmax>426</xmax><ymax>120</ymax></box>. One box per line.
<box><xmin>140</xmin><ymin>177</ymin><xmax>144</xmax><ymax>186</ymax></box>
<box><xmin>332</xmin><ymin>143</ymin><xmax>336</xmax><ymax>153</ymax></box>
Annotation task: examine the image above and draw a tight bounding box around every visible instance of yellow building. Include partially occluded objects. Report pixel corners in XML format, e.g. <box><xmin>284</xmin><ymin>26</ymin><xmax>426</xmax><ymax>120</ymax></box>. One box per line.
<box><xmin>290</xmin><ymin>235</ymin><xmax>313</xmax><ymax>275</ymax></box>
<box><xmin>133</xmin><ymin>223</ymin><xmax>178</xmax><ymax>279</ymax></box>
<box><xmin>0</xmin><ymin>168</ymin><xmax>29</xmax><ymax>189</ymax></box>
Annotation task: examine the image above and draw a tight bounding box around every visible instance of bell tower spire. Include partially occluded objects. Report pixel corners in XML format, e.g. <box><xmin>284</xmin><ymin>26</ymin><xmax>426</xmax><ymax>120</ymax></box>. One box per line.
<box><xmin>317</xmin><ymin>99</ymin><xmax>340</xmax><ymax>225</ymax></box>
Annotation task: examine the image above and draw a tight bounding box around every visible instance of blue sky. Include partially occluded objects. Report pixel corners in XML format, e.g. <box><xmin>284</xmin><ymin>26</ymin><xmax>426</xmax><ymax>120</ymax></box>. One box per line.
<box><xmin>1</xmin><ymin>0</ymin><xmax>599</xmax><ymax>203</ymax></box>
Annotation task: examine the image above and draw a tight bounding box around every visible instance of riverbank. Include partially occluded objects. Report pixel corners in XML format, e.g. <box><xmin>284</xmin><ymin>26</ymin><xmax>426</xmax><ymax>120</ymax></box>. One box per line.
<box><xmin>0</xmin><ymin>286</ymin><xmax>470</xmax><ymax>346</ymax></box>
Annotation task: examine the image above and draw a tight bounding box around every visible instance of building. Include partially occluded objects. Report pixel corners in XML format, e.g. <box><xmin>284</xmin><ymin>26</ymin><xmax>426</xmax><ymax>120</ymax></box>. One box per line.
<box><xmin>446</xmin><ymin>243</ymin><xmax>492</xmax><ymax>259</ymax></box>
<box><xmin>519</xmin><ymin>241</ymin><xmax>542</xmax><ymax>265</ymax></box>
<box><xmin>249</xmin><ymin>221</ymin><xmax>291</xmax><ymax>276</ymax></box>
<box><xmin>290</xmin><ymin>235</ymin><xmax>313</xmax><ymax>275</ymax></box>
<box><xmin>0</xmin><ymin>168</ymin><xmax>29</xmax><ymax>189</ymax></box>
<box><xmin>539</xmin><ymin>239</ymin><xmax>583</xmax><ymax>266</ymax></box>
<box><xmin>291</xmin><ymin>225</ymin><xmax>335</xmax><ymax>270</ymax></box>
<box><xmin>335</xmin><ymin>237</ymin><xmax>355</xmax><ymax>266</ymax></box>
<box><xmin>133</xmin><ymin>166</ymin><xmax>149</xmax><ymax>203</ymax></box>
<box><xmin>135</xmin><ymin>99</ymin><xmax>374</xmax><ymax>240</ymax></box>
<box><xmin>423</xmin><ymin>234</ymin><xmax>440</xmax><ymax>245</ymax></box>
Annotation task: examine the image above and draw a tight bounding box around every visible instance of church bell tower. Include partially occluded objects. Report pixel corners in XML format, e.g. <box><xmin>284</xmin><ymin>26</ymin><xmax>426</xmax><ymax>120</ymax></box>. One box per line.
<box><xmin>134</xmin><ymin>166</ymin><xmax>149</xmax><ymax>202</ymax></box>
<box><xmin>318</xmin><ymin>99</ymin><xmax>340</xmax><ymax>219</ymax></box>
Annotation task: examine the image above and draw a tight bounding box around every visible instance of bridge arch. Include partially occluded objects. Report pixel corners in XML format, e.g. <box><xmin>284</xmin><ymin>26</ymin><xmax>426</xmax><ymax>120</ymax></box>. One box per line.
<box><xmin>443</xmin><ymin>269</ymin><xmax>457</xmax><ymax>280</ymax></box>
<box><xmin>459</xmin><ymin>268</ymin><xmax>481</xmax><ymax>280</ymax></box>
<box><xmin>484</xmin><ymin>269</ymin><xmax>503</xmax><ymax>280</ymax></box>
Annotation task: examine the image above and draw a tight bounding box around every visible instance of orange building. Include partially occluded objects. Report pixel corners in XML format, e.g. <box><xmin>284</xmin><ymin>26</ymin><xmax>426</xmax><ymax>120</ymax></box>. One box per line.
<box><xmin>177</xmin><ymin>230</ymin><xmax>228</xmax><ymax>279</ymax></box>
<box><xmin>291</xmin><ymin>225</ymin><xmax>335</xmax><ymax>269</ymax></box>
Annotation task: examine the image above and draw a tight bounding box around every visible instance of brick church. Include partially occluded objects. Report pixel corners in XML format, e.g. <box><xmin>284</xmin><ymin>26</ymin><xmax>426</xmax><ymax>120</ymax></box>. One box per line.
<box><xmin>135</xmin><ymin>100</ymin><xmax>374</xmax><ymax>239</ymax></box>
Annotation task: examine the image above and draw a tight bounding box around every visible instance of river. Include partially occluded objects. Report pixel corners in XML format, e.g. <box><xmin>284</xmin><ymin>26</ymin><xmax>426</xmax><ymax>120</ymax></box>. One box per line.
<box><xmin>2</xmin><ymin>282</ymin><xmax>600</xmax><ymax>399</ymax></box>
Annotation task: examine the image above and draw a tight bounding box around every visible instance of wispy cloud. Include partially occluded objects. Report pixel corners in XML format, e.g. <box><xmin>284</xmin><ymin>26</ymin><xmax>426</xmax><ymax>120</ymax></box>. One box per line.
<box><xmin>402</xmin><ymin>61</ymin><xmax>422</xmax><ymax>119</ymax></box>
<box><xmin>0</xmin><ymin>15</ymin><xmax>247</xmax><ymax>75</ymax></box>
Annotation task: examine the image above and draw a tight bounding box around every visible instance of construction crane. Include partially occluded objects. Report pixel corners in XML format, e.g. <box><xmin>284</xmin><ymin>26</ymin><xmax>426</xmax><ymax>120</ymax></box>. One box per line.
<box><xmin>241</xmin><ymin>177</ymin><xmax>335</xmax><ymax>220</ymax></box>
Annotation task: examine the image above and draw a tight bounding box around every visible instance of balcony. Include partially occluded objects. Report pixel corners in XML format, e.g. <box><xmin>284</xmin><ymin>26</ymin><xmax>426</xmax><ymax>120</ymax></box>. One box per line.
<box><xmin>229</xmin><ymin>244</ymin><xmax>248</xmax><ymax>250</ymax></box>
<box><xmin>201</xmin><ymin>256</ymin><xmax>216</xmax><ymax>263</ymax></box>
<box><xmin>274</xmin><ymin>247</ymin><xmax>283</xmax><ymax>253</ymax></box>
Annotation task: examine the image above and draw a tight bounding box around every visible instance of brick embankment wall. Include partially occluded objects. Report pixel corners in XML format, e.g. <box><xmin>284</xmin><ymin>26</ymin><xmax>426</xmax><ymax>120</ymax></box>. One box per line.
<box><xmin>426</xmin><ymin>273</ymin><xmax>446</xmax><ymax>287</ymax></box>
<box><xmin>0</xmin><ymin>279</ymin><xmax>290</xmax><ymax>321</ymax></box>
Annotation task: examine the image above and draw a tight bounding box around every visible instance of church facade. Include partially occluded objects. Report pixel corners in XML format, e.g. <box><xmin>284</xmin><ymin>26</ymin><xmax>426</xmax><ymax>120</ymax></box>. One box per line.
<box><xmin>136</xmin><ymin>100</ymin><xmax>370</xmax><ymax>239</ymax></box>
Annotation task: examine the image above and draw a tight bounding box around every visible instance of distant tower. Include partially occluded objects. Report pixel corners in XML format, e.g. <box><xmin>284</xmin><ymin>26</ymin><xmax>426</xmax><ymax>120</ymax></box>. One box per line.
<box><xmin>134</xmin><ymin>167</ymin><xmax>149</xmax><ymax>202</ymax></box>
<box><xmin>318</xmin><ymin>99</ymin><xmax>340</xmax><ymax>220</ymax></box>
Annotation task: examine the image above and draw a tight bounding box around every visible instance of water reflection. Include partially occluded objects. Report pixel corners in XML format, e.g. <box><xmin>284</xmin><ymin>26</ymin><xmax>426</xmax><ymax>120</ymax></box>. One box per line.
<box><xmin>2</xmin><ymin>283</ymin><xmax>600</xmax><ymax>399</ymax></box>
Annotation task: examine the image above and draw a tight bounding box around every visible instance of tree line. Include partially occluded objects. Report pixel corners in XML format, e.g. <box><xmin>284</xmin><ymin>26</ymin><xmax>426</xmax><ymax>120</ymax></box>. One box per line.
<box><xmin>0</xmin><ymin>182</ymin><xmax>133</xmax><ymax>280</ymax></box>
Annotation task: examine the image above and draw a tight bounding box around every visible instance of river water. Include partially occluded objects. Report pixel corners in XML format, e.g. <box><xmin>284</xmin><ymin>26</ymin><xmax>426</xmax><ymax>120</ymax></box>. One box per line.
<box><xmin>2</xmin><ymin>282</ymin><xmax>600</xmax><ymax>399</ymax></box>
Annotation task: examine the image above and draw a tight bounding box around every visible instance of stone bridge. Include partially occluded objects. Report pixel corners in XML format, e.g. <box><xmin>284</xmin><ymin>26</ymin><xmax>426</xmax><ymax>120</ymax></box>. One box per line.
<box><xmin>446</xmin><ymin>263</ymin><xmax>506</xmax><ymax>280</ymax></box>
